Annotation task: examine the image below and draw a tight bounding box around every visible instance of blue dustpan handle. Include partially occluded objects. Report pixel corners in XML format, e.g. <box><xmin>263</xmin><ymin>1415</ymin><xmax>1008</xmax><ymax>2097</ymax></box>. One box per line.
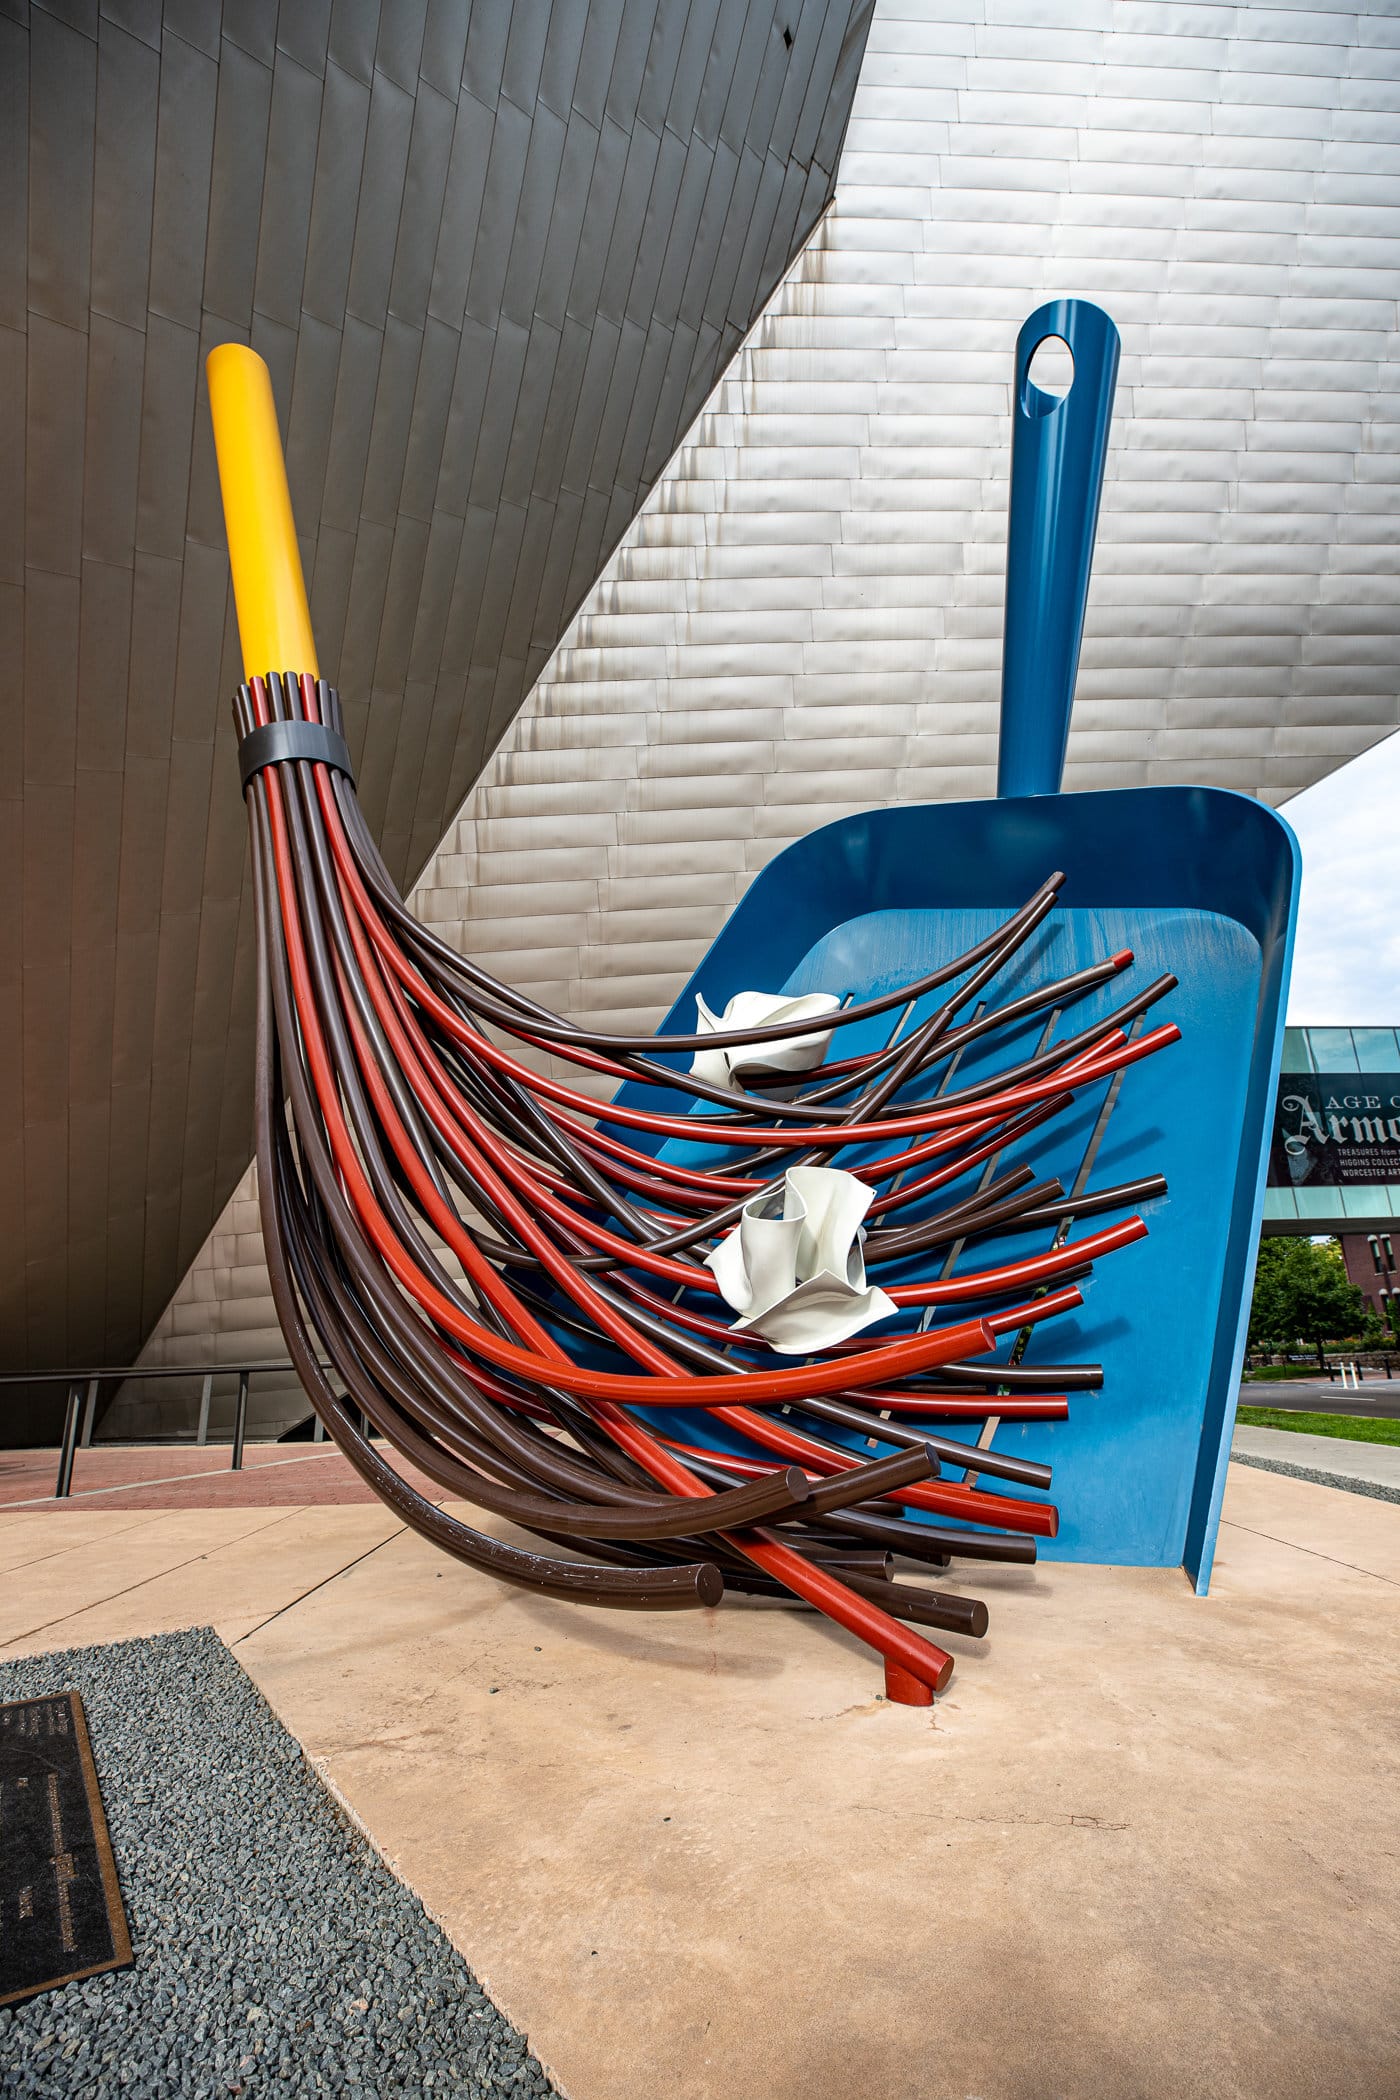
<box><xmin>997</xmin><ymin>299</ymin><xmax>1120</xmax><ymax>799</ymax></box>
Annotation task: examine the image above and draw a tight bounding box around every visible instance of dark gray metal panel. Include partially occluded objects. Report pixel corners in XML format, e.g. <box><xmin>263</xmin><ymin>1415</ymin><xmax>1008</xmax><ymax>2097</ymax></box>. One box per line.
<box><xmin>615</xmin><ymin>315</ymin><xmax>675</xmax><ymax>493</ymax></box>
<box><xmin>162</xmin><ymin>0</ymin><xmax>220</xmax><ymax>57</ymax></box>
<box><xmin>768</xmin><ymin>0</ymin><xmax>835</xmax><ymax>162</ymax></box>
<box><xmin>275</xmin><ymin>0</ymin><xmax>331</xmax><ymax>74</ymax></box>
<box><xmin>758</xmin><ymin>147</ymin><xmax>810</xmax><ymax>293</ymax></box>
<box><xmin>468</xmin><ymin>314</ymin><xmax>530</xmax><ymax>512</ymax></box>
<box><xmin>652</xmin><ymin>136</ymin><xmax>719</xmax><ymax>325</ymax></box>
<box><xmin>300</xmin><ymin>61</ymin><xmax>372</xmax><ymax>326</ymax></box>
<box><xmin>27</xmin><ymin>10</ymin><xmax>96</xmax><ymax>332</ymax></box>
<box><xmin>499</xmin><ymin>491</ymin><xmax>558</xmax><ymax>670</ymax></box>
<box><xmin>560</xmin><ymin>311</ymin><xmax>620</xmax><ymax>490</ymax></box>
<box><xmin>326</xmin><ymin>0</ymin><xmax>376</xmax><ymax>84</ymax></box>
<box><xmin>147</xmin><ymin>29</ymin><xmax>219</xmax><ymax>329</ymax></box>
<box><xmin>76</xmin><ymin>556</ymin><xmax>134</xmax><ymax>777</ymax></box>
<box><xmin>92</xmin><ymin>20</ymin><xmax>161</xmax><ymax>332</ymax></box>
<box><xmin>104</xmin><ymin>0</ymin><xmax>165</xmax><ymax>50</ymax></box>
<box><xmin>345</xmin><ymin>67</ymin><xmax>416</xmax><ymax>324</ymax></box>
<box><xmin>26</xmin><ymin>316</ymin><xmax>88</xmax><ymax>580</ymax></box>
<box><xmin>498</xmin><ymin>100</ymin><xmax>568</xmax><ymax>333</ymax></box>
<box><xmin>82</xmin><ymin>314</ymin><xmax>147</xmax><ymax>568</ymax></box>
<box><xmin>565</xmin><ymin>113</ymin><xmax>631</xmax><ymax>324</ymax></box>
<box><xmin>808</xmin><ymin>0</ymin><xmax>870</xmax><ymax>172</ymax></box>
<box><xmin>462</xmin><ymin>1</ymin><xmax>510</xmax><ymax>112</ymax></box>
<box><xmin>20</xmin><ymin>579</ymin><xmax>79</xmax><ymax>1367</ymax></box>
<box><xmin>569</xmin><ymin>0</ymin><xmax>626</xmax><ymax>131</ymax></box>
<box><xmin>533</xmin><ymin>109</ymin><xmax>602</xmax><ymax>336</ymax></box>
<box><xmin>38</xmin><ymin>0</ymin><xmax>100</xmax><ymax>34</ymax></box>
<box><xmin>361</xmin><ymin>312</ymin><xmax>424</xmax><ymax>526</ymax></box>
<box><xmin>378</xmin><ymin>667</ymin><xmax>434</xmax><ymax>856</ymax></box>
<box><xmin>717</xmin><ymin>0</ymin><xmax>777</xmax><ymax>152</ymax></box>
<box><xmin>251</xmin><ymin>52</ymin><xmax>323</xmax><ymax>327</ymax></box>
<box><xmin>418</xmin><ymin>0</ymin><xmax>468</xmax><ymax>98</ymax></box>
<box><xmin>425</xmin><ymin>86</ymin><xmax>495</xmax><ymax>331</ymax></box>
<box><xmin>0</xmin><ymin>325</ymin><xmax>25</xmax><ymax>588</ymax></box>
<box><xmin>602</xmin><ymin>0</ymin><xmax>659</xmax><ymax>133</ymax></box>
<box><xmin>4</xmin><ymin>0</ymin><xmax>869</xmax><ymax>1410</ymax></box>
<box><xmin>623</xmin><ymin>125</ymin><xmax>687</xmax><ymax>329</ymax></box>
<box><xmin>663</xmin><ymin>0</ymin><xmax>721</xmax><ymax>139</ymax></box>
<box><xmin>636</xmin><ymin>0</ymin><xmax>690</xmax><ymax>135</ymax></box>
<box><xmin>283</xmin><ymin>310</ymin><xmax>343</xmax><ymax>524</ymax></box>
<box><xmin>318</xmin><ymin>311</ymin><xmax>383</xmax><ymax>530</ymax></box>
<box><xmin>201</xmin><ymin>35</ymin><xmax>273</xmax><ymax>329</ymax></box>
<box><xmin>463</xmin><ymin>94</ymin><xmax>533</xmax><ymax>333</ymax></box>
<box><xmin>502</xmin><ymin>4</ymin><xmax>552</xmax><ymax>120</ymax></box>
<box><xmin>500</xmin><ymin>318</ymin><xmax>564</xmax><ymax>510</ymax></box>
<box><xmin>596</xmin><ymin>112</ymin><xmax>664</xmax><ymax>325</ymax></box>
<box><xmin>222</xmin><ymin>0</ymin><xmax>276</xmax><ymax>65</ymax></box>
<box><xmin>0</xmin><ymin>20</ymin><xmax>27</xmax><ymax>336</ymax></box>
<box><xmin>407</xmin><ymin>657</ymin><xmax>467</xmax><ymax>864</ymax></box>
<box><xmin>738</xmin><ymin>17</ymin><xmax>793</xmax><ymax>165</ymax></box>
<box><xmin>405</xmin><ymin>504</ymin><xmax>462</xmax><ymax>680</ymax></box>
<box><xmin>372</xmin><ymin>512</ymin><xmax>429</xmax><ymax>691</ymax></box>
<box><xmin>397</xmin><ymin>314</ymin><xmax>459</xmax><ymax>520</ymax></box>
<box><xmin>385</xmin><ymin>78</ymin><xmax>455</xmax><ymax>328</ymax></box>
<box><xmin>537</xmin><ymin>0</ymin><xmax>590</xmax><ymax>120</ymax></box>
<box><xmin>530</xmin><ymin>310</ymin><xmax>592</xmax><ymax>505</ymax></box>
<box><xmin>135</xmin><ymin>316</ymin><xmax>200</xmax><ymax>558</ymax></box>
<box><xmin>0</xmin><ymin>579</ymin><xmax>20</xmax><ymax>813</ymax></box>
<box><xmin>588</xmin><ymin>313</ymin><xmax>648</xmax><ymax>497</ymax></box>
<box><xmin>641</xmin><ymin>312</ymin><xmax>699</xmax><ymax>483</ymax></box>
<box><xmin>727</xmin><ymin>146</ymin><xmax>787</xmax><ymax>328</ymax></box>
<box><xmin>681</xmin><ymin>138</ymin><xmax>742</xmax><ymax>331</ymax></box>
<box><xmin>304</xmin><ymin>519</ymin><xmax>354</xmax><ymax>679</ymax></box>
<box><xmin>373</xmin><ymin>0</ymin><xmax>427</xmax><ymax>94</ymax></box>
<box><xmin>709</xmin><ymin>140</ymin><xmax>766</xmax><ymax>325</ymax></box>
<box><xmin>695</xmin><ymin>0</ymin><xmax>749</xmax><ymax>145</ymax></box>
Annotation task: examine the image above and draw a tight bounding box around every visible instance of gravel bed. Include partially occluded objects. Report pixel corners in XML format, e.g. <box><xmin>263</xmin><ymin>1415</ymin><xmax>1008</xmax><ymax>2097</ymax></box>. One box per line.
<box><xmin>1231</xmin><ymin>1449</ymin><xmax>1400</xmax><ymax>1505</ymax></box>
<box><xmin>0</xmin><ymin>1629</ymin><xmax>559</xmax><ymax>2098</ymax></box>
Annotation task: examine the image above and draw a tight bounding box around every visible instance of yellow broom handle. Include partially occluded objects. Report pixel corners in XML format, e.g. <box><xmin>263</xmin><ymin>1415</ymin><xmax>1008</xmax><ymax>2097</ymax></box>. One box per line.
<box><xmin>207</xmin><ymin>344</ymin><xmax>319</xmax><ymax>680</ymax></box>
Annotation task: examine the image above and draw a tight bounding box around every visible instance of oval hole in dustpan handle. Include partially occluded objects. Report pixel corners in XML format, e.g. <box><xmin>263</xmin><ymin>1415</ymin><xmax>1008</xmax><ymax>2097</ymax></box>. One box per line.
<box><xmin>998</xmin><ymin>298</ymin><xmax>1121</xmax><ymax>801</ymax></box>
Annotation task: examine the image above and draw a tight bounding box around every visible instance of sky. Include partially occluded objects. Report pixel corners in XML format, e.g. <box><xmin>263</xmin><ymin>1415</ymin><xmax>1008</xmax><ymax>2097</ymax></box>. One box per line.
<box><xmin>1281</xmin><ymin>730</ymin><xmax>1400</xmax><ymax>1025</ymax></box>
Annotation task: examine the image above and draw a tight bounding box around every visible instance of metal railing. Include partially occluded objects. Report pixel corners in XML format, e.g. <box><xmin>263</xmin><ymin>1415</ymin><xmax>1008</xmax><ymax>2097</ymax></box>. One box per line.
<box><xmin>0</xmin><ymin>1362</ymin><xmax>343</xmax><ymax>1500</ymax></box>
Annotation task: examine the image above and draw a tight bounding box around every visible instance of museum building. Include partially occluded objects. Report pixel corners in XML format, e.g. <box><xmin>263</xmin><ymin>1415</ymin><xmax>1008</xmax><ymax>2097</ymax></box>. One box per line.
<box><xmin>4</xmin><ymin>0</ymin><xmax>1400</xmax><ymax>1445</ymax></box>
<box><xmin>5</xmin><ymin>9</ymin><xmax>1400</xmax><ymax>2091</ymax></box>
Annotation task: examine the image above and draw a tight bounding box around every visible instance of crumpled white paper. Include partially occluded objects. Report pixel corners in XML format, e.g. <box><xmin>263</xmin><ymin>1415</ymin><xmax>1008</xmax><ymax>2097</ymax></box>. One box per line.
<box><xmin>688</xmin><ymin>988</ymin><xmax>841</xmax><ymax>1091</ymax></box>
<box><xmin>705</xmin><ymin>1165</ymin><xmax>898</xmax><ymax>1354</ymax></box>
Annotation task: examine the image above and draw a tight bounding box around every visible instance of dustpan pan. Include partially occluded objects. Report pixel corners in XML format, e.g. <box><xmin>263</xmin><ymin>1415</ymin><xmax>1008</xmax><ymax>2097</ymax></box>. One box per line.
<box><xmin>618</xmin><ymin>297</ymin><xmax>1301</xmax><ymax>1592</ymax></box>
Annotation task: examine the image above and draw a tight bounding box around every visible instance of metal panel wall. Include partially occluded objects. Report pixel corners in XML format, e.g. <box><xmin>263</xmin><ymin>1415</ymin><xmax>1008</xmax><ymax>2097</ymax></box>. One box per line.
<box><xmin>3</xmin><ymin>0</ymin><xmax>870</xmax><ymax>1418</ymax></box>
<box><xmin>128</xmin><ymin>0</ymin><xmax>1400</xmax><ymax>1424</ymax></box>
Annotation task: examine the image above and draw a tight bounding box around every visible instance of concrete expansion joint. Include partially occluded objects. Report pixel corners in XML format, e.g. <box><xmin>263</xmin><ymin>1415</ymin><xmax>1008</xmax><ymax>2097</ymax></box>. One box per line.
<box><xmin>855</xmin><ymin>1802</ymin><xmax>1130</xmax><ymax>1834</ymax></box>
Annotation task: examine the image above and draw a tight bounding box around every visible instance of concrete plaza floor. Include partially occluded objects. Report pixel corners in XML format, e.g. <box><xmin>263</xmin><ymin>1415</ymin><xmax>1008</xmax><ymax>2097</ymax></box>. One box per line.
<box><xmin>1</xmin><ymin>1463</ymin><xmax>1397</xmax><ymax>2099</ymax></box>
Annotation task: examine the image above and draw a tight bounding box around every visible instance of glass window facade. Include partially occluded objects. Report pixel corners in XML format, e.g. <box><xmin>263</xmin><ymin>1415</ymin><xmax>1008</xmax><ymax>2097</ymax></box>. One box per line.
<box><xmin>1266</xmin><ymin>1028</ymin><xmax>1400</xmax><ymax>1230</ymax></box>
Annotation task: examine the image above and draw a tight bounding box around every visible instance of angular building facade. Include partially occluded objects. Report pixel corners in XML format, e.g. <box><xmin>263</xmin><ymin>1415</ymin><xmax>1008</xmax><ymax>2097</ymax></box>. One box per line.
<box><xmin>6</xmin><ymin>0</ymin><xmax>1400</xmax><ymax>1439</ymax></box>
<box><xmin>2</xmin><ymin>0</ymin><xmax>874</xmax><ymax>1434</ymax></box>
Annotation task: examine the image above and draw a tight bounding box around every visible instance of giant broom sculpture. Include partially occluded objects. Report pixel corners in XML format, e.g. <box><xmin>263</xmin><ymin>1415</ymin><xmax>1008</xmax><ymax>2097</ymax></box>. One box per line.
<box><xmin>208</xmin><ymin>339</ymin><xmax>1179</xmax><ymax>1704</ymax></box>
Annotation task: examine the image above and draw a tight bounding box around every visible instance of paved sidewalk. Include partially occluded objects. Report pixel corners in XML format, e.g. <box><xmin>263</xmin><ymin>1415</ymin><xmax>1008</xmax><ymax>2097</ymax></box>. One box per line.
<box><xmin>1232</xmin><ymin>1423</ymin><xmax>1400</xmax><ymax>1504</ymax></box>
<box><xmin>1</xmin><ymin>1467</ymin><xmax>1397</xmax><ymax>2099</ymax></box>
<box><xmin>0</xmin><ymin>1442</ymin><xmax>441</xmax><ymax>1511</ymax></box>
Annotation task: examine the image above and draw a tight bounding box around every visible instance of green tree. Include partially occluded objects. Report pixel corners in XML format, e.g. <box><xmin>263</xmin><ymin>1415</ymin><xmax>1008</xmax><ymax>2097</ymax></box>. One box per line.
<box><xmin>1248</xmin><ymin>1237</ymin><xmax>1366</xmax><ymax>1369</ymax></box>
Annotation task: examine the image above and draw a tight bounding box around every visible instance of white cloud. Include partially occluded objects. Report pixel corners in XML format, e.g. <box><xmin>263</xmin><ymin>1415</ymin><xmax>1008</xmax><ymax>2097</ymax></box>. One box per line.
<box><xmin>1283</xmin><ymin>730</ymin><xmax>1400</xmax><ymax>1024</ymax></box>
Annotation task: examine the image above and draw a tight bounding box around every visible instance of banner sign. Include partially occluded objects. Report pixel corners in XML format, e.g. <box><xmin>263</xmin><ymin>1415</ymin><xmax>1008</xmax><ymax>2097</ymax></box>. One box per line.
<box><xmin>1269</xmin><ymin>1072</ymin><xmax>1400</xmax><ymax>1188</ymax></box>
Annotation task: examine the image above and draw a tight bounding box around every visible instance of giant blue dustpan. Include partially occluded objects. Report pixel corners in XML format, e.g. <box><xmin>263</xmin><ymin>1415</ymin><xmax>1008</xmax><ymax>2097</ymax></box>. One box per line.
<box><xmin>616</xmin><ymin>299</ymin><xmax>1300</xmax><ymax>1592</ymax></box>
